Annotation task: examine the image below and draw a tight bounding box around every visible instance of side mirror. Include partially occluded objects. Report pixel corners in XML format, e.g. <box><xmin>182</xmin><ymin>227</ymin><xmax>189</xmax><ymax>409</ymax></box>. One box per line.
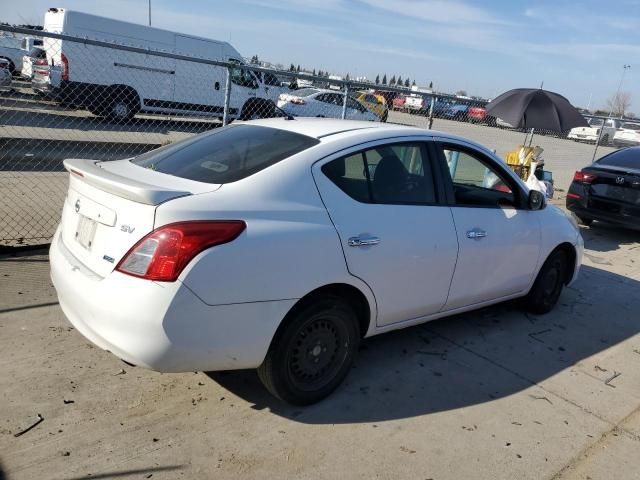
<box><xmin>528</xmin><ymin>189</ymin><xmax>545</xmax><ymax>210</ymax></box>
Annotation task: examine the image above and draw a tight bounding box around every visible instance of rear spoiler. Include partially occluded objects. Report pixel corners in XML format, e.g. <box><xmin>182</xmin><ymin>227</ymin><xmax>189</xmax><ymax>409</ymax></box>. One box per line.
<box><xmin>63</xmin><ymin>158</ymin><xmax>190</xmax><ymax>205</ymax></box>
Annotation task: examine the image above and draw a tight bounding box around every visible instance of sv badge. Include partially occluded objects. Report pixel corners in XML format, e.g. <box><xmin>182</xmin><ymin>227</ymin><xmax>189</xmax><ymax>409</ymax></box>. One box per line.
<box><xmin>120</xmin><ymin>225</ymin><xmax>135</xmax><ymax>234</ymax></box>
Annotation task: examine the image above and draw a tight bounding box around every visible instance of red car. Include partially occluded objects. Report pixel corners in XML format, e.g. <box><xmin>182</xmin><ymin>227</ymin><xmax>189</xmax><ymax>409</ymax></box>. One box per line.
<box><xmin>392</xmin><ymin>95</ymin><xmax>406</xmax><ymax>111</ymax></box>
<box><xmin>467</xmin><ymin>106</ymin><xmax>487</xmax><ymax>123</ymax></box>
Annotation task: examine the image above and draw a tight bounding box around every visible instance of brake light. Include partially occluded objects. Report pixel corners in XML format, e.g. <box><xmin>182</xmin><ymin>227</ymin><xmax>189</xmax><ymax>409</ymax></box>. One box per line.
<box><xmin>567</xmin><ymin>193</ymin><xmax>581</xmax><ymax>199</ymax></box>
<box><xmin>116</xmin><ymin>221</ymin><xmax>246</xmax><ymax>282</ymax></box>
<box><xmin>61</xmin><ymin>52</ymin><xmax>69</xmax><ymax>81</ymax></box>
<box><xmin>290</xmin><ymin>97</ymin><xmax>306</xmax><ymax>105</ymax></box>
<box><xmin>573</xmin><ymin>171</ymin><xmax>597</xmax><ymax>184</ymax></box>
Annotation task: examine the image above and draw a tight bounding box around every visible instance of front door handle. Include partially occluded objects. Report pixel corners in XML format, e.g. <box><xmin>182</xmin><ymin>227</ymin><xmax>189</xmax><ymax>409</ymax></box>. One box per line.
<box><xmin>348</xmin><ymin>235</ymin><xmax>381</xmax><ymax>247</ymax></box>
<box><xmin>466</xmin><ymin>229</ymin><xmax>487</xmax><ymax>239</ymax></box>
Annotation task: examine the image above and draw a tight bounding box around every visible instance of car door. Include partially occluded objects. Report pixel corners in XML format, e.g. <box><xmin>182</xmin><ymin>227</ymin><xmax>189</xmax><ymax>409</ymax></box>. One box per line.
<box><xmin>345</xmin><ymin>96</ymin><xmax>367</xmax><ymax>120</ymax></box>
<box><xmin>312</xmin><ymin>139</ymin><xmax>459</xmax><ymax>326</ymax></box>
<box><xmin>435</xmin><ymin>140</ymin><xmax>541</xmax><ymax>310</ymax></box>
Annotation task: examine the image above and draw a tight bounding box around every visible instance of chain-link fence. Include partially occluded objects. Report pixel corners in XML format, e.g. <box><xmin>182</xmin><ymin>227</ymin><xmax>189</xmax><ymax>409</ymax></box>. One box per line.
<box><xmin>0</xmin><ymin>24</ymin><xmax>630</xmax><ymax>247</ymax></box>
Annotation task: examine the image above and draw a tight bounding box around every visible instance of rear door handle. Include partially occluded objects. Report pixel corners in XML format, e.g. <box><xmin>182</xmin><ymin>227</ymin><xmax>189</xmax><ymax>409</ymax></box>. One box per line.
<box><xmin>348</xmin><ymin>235</ymin><xmax>381</xmax><ymax>247</ymax></box>
<box><xmin>466</xmin><ymin>229</ymin><xmax>487</xmax><ymax>239</ymax></box>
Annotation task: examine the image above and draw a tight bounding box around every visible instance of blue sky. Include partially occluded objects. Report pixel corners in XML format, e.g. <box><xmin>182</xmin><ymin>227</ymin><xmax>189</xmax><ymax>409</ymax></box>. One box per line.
<box><xmin>4</xmin><ymin>0</ymin><xmax>639</xmax><ymax>111</ymax></box>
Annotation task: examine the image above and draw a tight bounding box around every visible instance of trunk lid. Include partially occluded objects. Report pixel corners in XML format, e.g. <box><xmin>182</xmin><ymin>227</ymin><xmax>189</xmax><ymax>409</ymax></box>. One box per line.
<box><xmin>585</xmin><ymin>165</ymin><xmax>640</xmax><ymax>207</ymax></box>
<box><xmin>59</xmin><ymin>158</ymin><xmax>219</xmax><ymax>277</ymax></box>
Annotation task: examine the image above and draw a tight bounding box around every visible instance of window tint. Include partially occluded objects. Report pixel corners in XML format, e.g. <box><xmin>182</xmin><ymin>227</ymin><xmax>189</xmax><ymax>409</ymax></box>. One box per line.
<box><xmin>347</xmin><ymin>97</ymin><xmax>365</xmax><ymax>111</ymax></box>
<box><xmin>622</xmin><ymin>123</ymin><xmax>640</xmax><ymax>130</ymax></box>
<box><xmin>132</xmin><ymin>125</ymin><xmax>319</xmax><ymax>184</ymax></box>
<box><xmin>322</xmin><ymin>143</ymin><xmax>436</xmax><ymax>204</ymax></box>
<box><xmin>443</xmin><ymin>146</ymin><xmax>516</xmax><ymax>208</ymax></box>
<box><xmin>596</xmin><ymin>148</ymin><xmax>640</xmax><ymax>169</ymax></box>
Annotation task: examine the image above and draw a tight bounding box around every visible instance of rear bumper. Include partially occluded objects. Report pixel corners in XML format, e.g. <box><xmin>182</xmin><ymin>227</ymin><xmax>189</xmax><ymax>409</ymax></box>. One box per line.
<box><xmin>50</xmin><ymin>228</ymin><xmax>295</xmax><ymax>372</ymax></box>
<box><xmin>566</xmin><ymin>195</ymin><xmax>640</xmax><ymax>231</ymax></box>
<box><xmin>568</xmin><ymin>132</ymin><xmax>598</xmax><ymax>142</ymax></box>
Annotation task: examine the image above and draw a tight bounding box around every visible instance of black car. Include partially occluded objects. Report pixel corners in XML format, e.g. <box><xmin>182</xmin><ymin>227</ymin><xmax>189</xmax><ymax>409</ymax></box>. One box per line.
<box><xmin>566</xmin><ymin>147</ymin><xmax>640</xmax><ymax>230</ymax></box>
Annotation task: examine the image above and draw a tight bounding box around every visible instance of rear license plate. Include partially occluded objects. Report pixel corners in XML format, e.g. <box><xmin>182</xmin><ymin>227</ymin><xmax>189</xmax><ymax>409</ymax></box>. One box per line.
<box><xmin>577</xmin><ymin>134</ymin><xmax>586</xmax><ymax>138</ymax></box>
<box><xmin>75</xmin><ymin>214</ymin><xmax>97</xmax><ymax>250</ymax></box>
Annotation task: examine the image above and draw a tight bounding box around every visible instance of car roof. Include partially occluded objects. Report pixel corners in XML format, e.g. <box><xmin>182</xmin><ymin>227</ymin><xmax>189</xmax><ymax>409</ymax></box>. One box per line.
<box><xmin>240</xmin><ymin>118</ymin><xmax>411</xmax><ymax>139</ymax></box>
<box><xmin>238</xmin><ymin>118</ymin><xmax>494</xmax><ymax>154</ymax></box>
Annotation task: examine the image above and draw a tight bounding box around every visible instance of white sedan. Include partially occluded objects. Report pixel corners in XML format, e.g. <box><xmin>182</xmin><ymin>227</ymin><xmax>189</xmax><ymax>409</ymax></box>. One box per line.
<box><xmin>277</xmin><ymin>88</ymin><xmax>379</xmax><ymax>121</ymax></box>
<box><xmin>50</xmin><ymin>119</ymin><xmax>583</xmax><ymax>405</ymax></box>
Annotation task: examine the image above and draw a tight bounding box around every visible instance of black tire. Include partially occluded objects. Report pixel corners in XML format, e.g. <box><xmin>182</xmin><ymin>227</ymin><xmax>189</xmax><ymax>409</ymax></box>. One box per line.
<box><xmin>257</xmin><ymin>295</ymin><xmax>360</xmax><ymax>405</ymax></box>
<box><xmin>524</xmin><ymin>250</ymin><xmax>568</xmax><ymax>314</ymax></box>
<box><xmin>381</xmin><ymin>110</ymin><xmax>388</xmax><ymax>123</ymax></box>
<box><xmin>601</xmin><ymin>134</ymin><xmax>610</xmax><ymax>146</ymax></box>
<box><xmin>105</xmin><ymin>88</ymin><xmax>140</xmax><ymax>122</ymax></box>
<box><xmin>240</xmin><ymin>99</ymin><xmax>275</xmax><ymax>120</ymax></box>
<box><xmin>0</xmin><ymin>57</ymin><xmax>15</xmax><ymax>74</ymax></box>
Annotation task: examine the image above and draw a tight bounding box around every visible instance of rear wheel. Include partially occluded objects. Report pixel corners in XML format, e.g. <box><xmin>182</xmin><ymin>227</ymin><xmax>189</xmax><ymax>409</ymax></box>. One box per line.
<box><xmin>105</xmin><ymin>88</ymin><xmax>140</xmax><ymax>122</ymax></box>
<box><xmin>524</xmin><ymin>250</ymin><xmax>568</xmax><ymax>314</ymax></box>
<box><xmin>257</xmin><ymin>296</ymin><xmax>360</xmax><ymax>405</ymax></box>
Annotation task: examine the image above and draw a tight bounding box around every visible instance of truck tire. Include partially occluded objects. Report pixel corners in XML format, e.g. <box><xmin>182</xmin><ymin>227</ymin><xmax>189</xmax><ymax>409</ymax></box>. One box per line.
<box><xmin>239</xmin><ymin>99</ymin><xmax>277</xmax><ymax>120</ymax></box>
<box><xmin>104</xmin><ymin>87</ymin><xmax>140</xmax><ymax>123</ymax></box>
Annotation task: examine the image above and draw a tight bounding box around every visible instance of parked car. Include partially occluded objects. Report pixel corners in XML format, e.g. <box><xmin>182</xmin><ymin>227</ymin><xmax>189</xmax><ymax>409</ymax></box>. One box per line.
<box><xmin>20</xmin><ymin>47</ymin><xmax>47</xmax><ymax>79</ymax></box>
<box><xmin>0</xmin><ymin>35</ymin><xmax>42</xmax><ymax>74</ymax></box>
<box><xmin>392</xmin><ymin>95</ymin><xmax>406</xmax><ymax>111</ymax></box>
<box><xmin>442</xmin><ymin>103</ymin><xmax>470</xmax><ymax>121</ymax></box>
<box><xmin>31</xmin><ymin>60</ymin><xmax>55</xmax><ymax>96</ymax></box>
<box><xmin>404</xmin><ymin>94</ymin><xmax>429</xmax><ymax>114</ymax></box>
<box><xmin>21</xmin><ymin>46</ymin><xmax>47</xmax><ymax>79</ymax></box>
<box><xmin>50</xmin><ymin>118</ymin><xmax>583</xmax><ymax>405</ymax></box>
<box><xmin>567</xmin><ymin>146</ymin><xmax>640</xmax><ymax>230</ymax></box>
<box><xmin>41</xmin><ymin>8</ymin><xmax>279</xmax><ymax>121</ymax></box>
<box><xmin>355</xmin><ymin>91</ymin><xmax>388</xmax><ymax>122</ymax></box>
<box><xmin>467</xmin><ymin>105</ymin><xmax>495</xmax><ymax>125</ymax></box>
<box><xmin>277</xmin><ymin>88</ymin><xmax>378</xmax><ymax>121</ymax></box>
<box><xmin>613</xmin><ymin>122</ymin><xmax>640</xmax><ymax>147</ymax></box>
<box><xmin>431</xmin><ymin>99</ymin><xmax>453</xmax><ymax>118</ymax></box>
<box><xmin>0</xmin><ymin>58</ymin><xmax>12</xmax><ymax>88</ymax></box>
<box><xmin>567</xmin><ymin>117</ymin><xmax>622</xmax><ymax>145</ymax></box>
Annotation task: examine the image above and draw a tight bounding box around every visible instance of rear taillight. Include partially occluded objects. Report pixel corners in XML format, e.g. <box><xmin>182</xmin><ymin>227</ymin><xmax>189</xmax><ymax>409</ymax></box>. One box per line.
<box><xmin>61</xmin><ymin>52</ymin><xmax>69</xmax><ymax>81</ymax></box>
<box><xmin>573</xmin><ymin>171</ymin><xmax>597</xmax><ymax>184</ymax></box>
<box><xmin>290</xmin><ymin>97</ymin><xmax>306</xmax><ymax>105</ymax></box>
<box><xmin>116</xmin><ymin>221</ymin><xmax>246</xmax><ymax>282</ymax></box>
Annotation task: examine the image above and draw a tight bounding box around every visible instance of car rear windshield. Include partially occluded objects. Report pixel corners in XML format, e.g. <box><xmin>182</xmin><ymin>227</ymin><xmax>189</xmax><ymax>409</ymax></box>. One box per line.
<box><xmin>589</xmin><ymin>118</ymin><xmax>604</xmax><ymax>126</ymax></box>
<box><xmin>132</xmin><ymin>125</ymin><xmax>319</xmax><ymax>184</ymax></box>
<box><xmin>596</xmin><ymin>148</ymin><xmax>640</xmax><ymax>170</ymax></box>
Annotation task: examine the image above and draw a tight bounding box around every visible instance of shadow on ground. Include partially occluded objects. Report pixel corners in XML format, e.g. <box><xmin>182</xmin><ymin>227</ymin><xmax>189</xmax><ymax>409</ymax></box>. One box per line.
<box><xmin>580</xmin><ymin>223</ymin><xmax>640</xmax><ymax>253</ymax></box>
<box><xmin>208</xmin><ymin>265</ymin><xmax>639</xmax><ymax>424</ymax></box>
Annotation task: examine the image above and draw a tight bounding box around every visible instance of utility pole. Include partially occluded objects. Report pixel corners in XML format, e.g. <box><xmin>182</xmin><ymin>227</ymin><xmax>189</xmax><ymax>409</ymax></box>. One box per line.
<box><xmin>148</xmin><ymin>0</ymin><xmax>151</xmax><ymax>26</ymax></box>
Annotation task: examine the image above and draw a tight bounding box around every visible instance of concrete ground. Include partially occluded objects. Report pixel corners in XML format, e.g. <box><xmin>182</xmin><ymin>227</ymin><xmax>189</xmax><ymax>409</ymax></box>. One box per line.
<box><xmin>1</xmin><ymin>200</ymin><xmax>639</xmax><ymax>479</ymax></box>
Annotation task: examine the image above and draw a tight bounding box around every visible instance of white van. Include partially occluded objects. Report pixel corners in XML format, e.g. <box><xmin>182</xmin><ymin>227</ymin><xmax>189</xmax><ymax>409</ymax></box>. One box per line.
<box><xmin>42</xmin><ymin>8</ymin><xmax>281</xmax><ymax>121</ymax></box>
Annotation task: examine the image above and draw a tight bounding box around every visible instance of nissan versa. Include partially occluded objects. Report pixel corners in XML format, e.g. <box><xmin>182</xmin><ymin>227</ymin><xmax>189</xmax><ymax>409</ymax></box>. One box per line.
<box><xmin>50</xmin><ymin>119</ymin><xmax>583</xmax><ymax>405</ymax></box>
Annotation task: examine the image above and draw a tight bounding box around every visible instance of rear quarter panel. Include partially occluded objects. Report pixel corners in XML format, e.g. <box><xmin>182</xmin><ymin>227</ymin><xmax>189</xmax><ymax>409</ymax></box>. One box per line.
<box><xmin>154</xmin><ymin>152</ymin><xmax>377</xmax><ymax>317</ymax></box>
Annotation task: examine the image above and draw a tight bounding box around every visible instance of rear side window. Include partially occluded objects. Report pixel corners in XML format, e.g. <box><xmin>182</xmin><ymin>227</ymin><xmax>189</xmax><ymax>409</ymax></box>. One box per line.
<box><xmin>322</xmin><ymin>143</ymin><xmax>437</xmax><ymax>204</ymax></box>
<box><xmin>596</xmin><ymin>148</ymin><xmax>640</xmax><ymax>170</ymax></box>
<box><xmin>132</xmin><ymin>125</ymin><xmax>319</xmax><ymax>184</ymax></box>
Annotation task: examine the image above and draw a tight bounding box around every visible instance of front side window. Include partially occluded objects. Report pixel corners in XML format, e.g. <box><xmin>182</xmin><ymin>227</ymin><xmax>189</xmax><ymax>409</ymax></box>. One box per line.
<box><xmin>229</xmin><ymin>59</ymin><xmax>258</xmax><ymax>89</ymax></box>
<box><xmin>442</xmin><ymin>145</ymin><xmax>516</xmax><ymax>208</ymax></box>
<box><xmin>322</xmin><ymin>143</ymin><xmax>437</xmax><ymax>204</ymax></box>
<box><xmin>132</xmin><ymin>125</ymin><xmax>319</xmax><ymax>184</ymax></box>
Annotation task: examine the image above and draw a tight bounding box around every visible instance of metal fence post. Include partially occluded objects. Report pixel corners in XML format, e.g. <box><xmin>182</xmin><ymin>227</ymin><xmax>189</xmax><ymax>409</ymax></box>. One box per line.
<box><xmin>342</xmin><ymin>84</ymin><xmax>348</xmax><ymax>119</ymax></box>
<box><xmin>427</xmin><ymin>97</ymin><xmax>435</xmax><ymax>130</ymax></box>
<box><xmin>222</xmin><ymin>67</ymin><xmax>232</xmax><ymax>126</ymax></box>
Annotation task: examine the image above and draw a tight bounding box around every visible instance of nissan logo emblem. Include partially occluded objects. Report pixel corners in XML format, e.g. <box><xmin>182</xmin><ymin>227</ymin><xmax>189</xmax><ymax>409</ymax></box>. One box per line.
<box><xmin>75</xmin><ymin>199</ymin><xmax>80</xmax><ymax>213</ymax></box>
<box><xmin>616</xmin><ymin>177</ymin><xmax>625</xmax><ymax>184</ymax></box>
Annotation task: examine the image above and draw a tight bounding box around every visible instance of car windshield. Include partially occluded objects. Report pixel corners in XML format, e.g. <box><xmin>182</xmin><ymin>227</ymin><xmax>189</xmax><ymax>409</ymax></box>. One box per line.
<box><xmin>132</xmin><ymin>125</ymin><xmax>319</xmax><ymax>184</ymax></box>
<box><xmin>596</xmin><ymin>148</ymin><xmax>640</xmax><ymax>170</ymax></box>
<box><xmin>293</xmin><ymin>88</ymin><xmax>320</xmax><ymax>97</ymax></box>
<box><xmin>589</xmin><ymin>118</ymin><xmax>604</xmax><ymax>127</ymax></box>
<box><xmin>622</xmin><ymin>123</ymin><xmax>640</xmax><ymax>130</ymax></box>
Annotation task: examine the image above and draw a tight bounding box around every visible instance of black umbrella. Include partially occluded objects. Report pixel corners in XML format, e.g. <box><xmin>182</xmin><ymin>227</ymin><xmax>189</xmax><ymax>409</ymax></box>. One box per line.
<box><xmin>486</xmin><ymin>88</ymin><xmax>588</xmax><ymax>132</ymax></box>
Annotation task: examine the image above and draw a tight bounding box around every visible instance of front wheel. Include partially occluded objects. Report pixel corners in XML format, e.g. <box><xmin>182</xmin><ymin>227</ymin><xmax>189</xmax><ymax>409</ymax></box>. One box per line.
<box><xmin>524</xmin><ymin>250</ymin><xmax>568</xmax><ymax>314</ymax></box>
<box><xmin>257</xmin><ymin>296</ymin><xmax>360</xmax><ymax>405</ymax></box>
